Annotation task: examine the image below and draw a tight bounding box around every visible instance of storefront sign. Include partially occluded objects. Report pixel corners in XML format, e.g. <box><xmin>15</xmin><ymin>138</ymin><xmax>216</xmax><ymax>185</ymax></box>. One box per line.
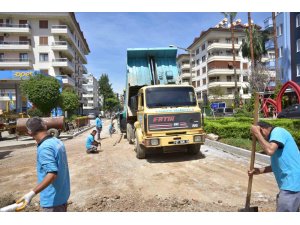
<box><xmin>0</xmin><ymin>70</ymin><xmax>40</xmax><ymax>80</ymax></box>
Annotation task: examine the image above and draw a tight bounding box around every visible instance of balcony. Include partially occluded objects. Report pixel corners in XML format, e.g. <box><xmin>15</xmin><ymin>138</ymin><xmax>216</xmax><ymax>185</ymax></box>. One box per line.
<box><xmin>82</xmin><ymin>64</ymin><xmax>88</xmax><ymax>74</ymax></box>
<box><xmin>0</xmin><ymin>58</ymin><xmax>32</xmax><ymax>68</ymax></box>
<box><xmin>57</xmin><ymin>75</ymin><xmax>75</xmax><ymax>87</ymax></box>
<box><xmin>51</xmin><ymin>41</ymin><xmax>75</xmax><ymax>58</ymax></box>
<box><xmin>207</xmin><ymin>67</ymin><xmax>241</xmax><ymax>76</ymax></box>
<box><xmin>207</xmin><ymin>55</ymin><xmax>241</xmax><ymax>63</ymax></box>
<box><xmin>0</xmin><ymin>41</ymin><xmax>31</xmax><ymax>51</ymax></box>
<box><xmin>0</xmin><ymin>23</ymin><xmax>31</xmax><ymax>33</ymax></box>
<box><xmin>207</xmin><ymin>42</ymin><xmax>240</xmax><ymax>51</ymax></box>
<box><xmin>265</xmin><ymin>60</ymin><xmax>275</xmax><ymax>70</ymax></box>
<box><xmin>180</xmin><ymin>72</ymin><xmax>191</xmax><ymax>79</ymax></box>
<box><xmin>208</xmin><ymin>81</ymin><xmax>242</xmax><ymax>88</ymax></box>
<box><xmin>264</xmin><ymin>17</ymin><xmax>273</xmax><ymax>31</ymax></box>
<box><xmin>51</xmin><ymin>25</ymin><xmax>87</xmax><ymax>64</ymax></box>
<box><xmin>265</xmin><ymin>40</ymin><xmax>274</xmax><ymax>50</ymax></box>
<box><xmin>180</xmin><ymin>64</ymin><xmax>190</xmax><ymax>69</ymax></box>
<box><xmin>52</xmin><ymin>58</ymin><xmax>75</xmax><ymax>73</ymax></box>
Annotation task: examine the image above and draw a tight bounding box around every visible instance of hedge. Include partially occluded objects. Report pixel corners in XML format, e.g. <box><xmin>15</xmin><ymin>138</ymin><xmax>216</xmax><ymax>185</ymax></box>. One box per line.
<box><xmin>205</xmin><ymin>117</ymin><xmax>300</xmax><ymax>147</ymax></box>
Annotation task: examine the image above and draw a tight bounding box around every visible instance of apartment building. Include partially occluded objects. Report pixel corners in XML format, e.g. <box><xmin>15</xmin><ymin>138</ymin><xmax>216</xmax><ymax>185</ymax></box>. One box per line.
<box><xmin>291</xmin><ymin>12</ymin><xmax>300</xmax><ymax>85</ymax></box>
<box><xmin>187</xmin><ymin>19</ymin><xmax>251</xmax><ymax>105</ymax></box>
<box><xmin>82</xmin><ymin>73</ymin><xmax>100</xmax><ymax>115</ymax></box>
<box><xmin>176</xmin><ymin>53</ymin><xmax>192</xmax><ymax>85</ymax></box>
<box><xmin>0</xmin><ymin>12</ymin><xmax>90</xmax><ymax>113</ymax></box>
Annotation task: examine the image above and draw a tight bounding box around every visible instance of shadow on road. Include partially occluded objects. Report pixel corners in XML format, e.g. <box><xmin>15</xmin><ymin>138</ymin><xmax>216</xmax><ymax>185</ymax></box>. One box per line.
<box><xmin>146</xmin><ymin>151</ymin><xmax>206</xmax><ymax>163</ymax></box>
<box><xmin>0</xmin><ymin>151</ymin><xmax>13</xmax><ymax>160</ymax></box>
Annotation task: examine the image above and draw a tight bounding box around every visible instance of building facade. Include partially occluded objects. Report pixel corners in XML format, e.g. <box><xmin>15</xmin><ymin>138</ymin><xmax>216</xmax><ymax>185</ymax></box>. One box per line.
<box><xmin>82</xmin><ymin>73</ymin><xmax>99</xmax><ymax>115</ymax></box>
<box><xmin>290</xmin><ymin>12</ymin><xmax>300</xmax><ymax>85</ymax></box>
<box><xmin>0</xmin><ymin>12</ymin><xmax>90</xmax><ymax>113</ymax></box>
<box><xmin>187</xmin><ymin>20</ymin><xmax>251</xmax><ymax>106</ymax></box>
<box><xmin>176</xmin><ymin>53</ymin><xmax>193</xmax><ymax>85</ymax></box>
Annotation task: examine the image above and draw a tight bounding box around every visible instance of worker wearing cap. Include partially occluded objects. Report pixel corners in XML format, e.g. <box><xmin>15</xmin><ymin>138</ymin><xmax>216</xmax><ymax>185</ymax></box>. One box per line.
<box><xmin>16</xmin><ymin>117</ymin><xmax>70</xmax><ymax>212</ymax></box>
<box><xmin>249</xmin><ymin>121</ymin><xmax>300</xmax><ymax>212</ymax></box>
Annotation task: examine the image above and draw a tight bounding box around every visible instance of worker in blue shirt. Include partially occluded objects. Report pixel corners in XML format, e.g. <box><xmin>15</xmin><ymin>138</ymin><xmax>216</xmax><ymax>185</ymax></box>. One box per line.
<box><xmin>249</xmin><ymin>121</ymin><xmax>300</xmax><ymax>212</ymax></box>
<box><xmin>16</xmin><ymin>117</ymin><xmax>70</xmax><ymax>212</ymax></box>
<box><xmin>86</xmin><ymin>130</ymin><xmax>100</xmax><ymax>153</ymax></box>
<box><xmin>95</xmin><ymin>115</ymin><xmax>102</xmax><ymax>140</ymax></box>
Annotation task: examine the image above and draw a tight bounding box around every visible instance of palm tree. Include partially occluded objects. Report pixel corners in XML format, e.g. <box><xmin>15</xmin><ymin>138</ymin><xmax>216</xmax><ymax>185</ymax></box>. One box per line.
<box><xmin>248</xmin><ymin>12</ymin><xmax>255</xmax><ymax>69</ymax></box>
<box><xmin>241</xmin><ymin>27</ymin><xmax>268</xmax><ymax>65</ymax></box>
<box><xmin>272</xmin><ymin>12</ymin><xmax>279</xmax><ymax>81</ymax></box>
<box><xmin>222</xmin><ymin>12</ymin><xmax>239</xmax><ymax>108</ymax></box>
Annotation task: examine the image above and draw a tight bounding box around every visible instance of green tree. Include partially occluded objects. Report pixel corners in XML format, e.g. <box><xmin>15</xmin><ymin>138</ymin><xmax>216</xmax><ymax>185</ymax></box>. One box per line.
<box><xmin>105</xmin><ymin>97</ymin><xmax>120</xmax><ymax>113</ymax></box>
<box><xmin>60</xmin><ymin>89</ymin><xmax>79</xmax><ymax>116</ymax></box>
<box><xmin>241</xmin><ymin>27</ymin><xmax>268</xmax><ymax>66</ymax></box>
<box><xmin>98</xmin><ymin>74</ymin><xmax>115</xmax><ymax>111</ymax></box>
<box><xmin>209</xmin><ymin>86</ymin><xmax>225</xmax><ymax>100</ymax></box>
<box><xmin>21</xmin><ymin>74</ymin><xmax>60</xmax><ymax>116</ymax></box>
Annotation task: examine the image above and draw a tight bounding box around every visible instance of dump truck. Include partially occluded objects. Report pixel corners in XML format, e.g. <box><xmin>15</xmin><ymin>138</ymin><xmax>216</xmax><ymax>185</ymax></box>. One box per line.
<box><xmin>120</xmin><ymin>47</ymin><xmax>205</xmax><ymax>159</ymax></box>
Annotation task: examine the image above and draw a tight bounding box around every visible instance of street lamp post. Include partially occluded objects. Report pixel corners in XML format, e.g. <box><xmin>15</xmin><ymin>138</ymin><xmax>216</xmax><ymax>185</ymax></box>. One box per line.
<box><xmin>169</xmin><ymin>45</ymin><xmax>193</xmax><ymax>86</ymax></box>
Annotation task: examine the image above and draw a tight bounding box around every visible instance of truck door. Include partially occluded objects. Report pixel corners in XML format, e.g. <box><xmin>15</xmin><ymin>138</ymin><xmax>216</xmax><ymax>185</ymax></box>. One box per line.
<box><xmin>137</xmin><ymin>92</ymin><xmax>145</xmax><ymax>133</ymax></box>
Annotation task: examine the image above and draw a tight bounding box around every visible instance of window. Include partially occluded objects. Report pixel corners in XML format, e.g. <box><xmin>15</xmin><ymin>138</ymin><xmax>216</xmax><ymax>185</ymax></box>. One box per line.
<box><xmin>197</xmin><ymin>81</ymin><xmax>200</xmax><ymax>87</ymax></box>
<box><xmin>297</xmin><ymin>14</ymin><xmax>300</xmax><ymax>27</ymax></box>
<box><xmin>0</xmin><ymin>53</ymin><xmax>4</xmax><ymax>61</ymax></box>
<box><xmin>277</xmin><ymin>24</ymin><xmax>283</xmax><ymax>36</ymax></box>
<box><xmin>279</xmin><ymin>47</ymin><xmax>283</xmax><ymax>57</ymax></box>
<box><xmin>39</xmin><ymin>53</ymin><xmax>48</xmax><ymax>62</ymax></box>
<box><xmin>196</xmin><ymin>59</ymin><xmax>200</xmax><ymax>65</ymax></box>
<box><xmin>202</xmin><ymin>66</ymin><xmax>206</xmax><ymax>74</ymax></box>
<box><xmin>297</xmin><ymin>39</ymin><xmax>300</xmax><ymax>52</ymax></box>
<box><xmin>39</xmin><ymin>36</ymin><xmax>48</xmax><ymax>45</ymax></box>
<box><xmin>39</xmin><ymin>20</ymin><xmax>48</xmax><ymax>29</ymax></box>
<box><xmin>227</xmin><ymin>76</ymin><xmax>232</xmax><ymax>82</ymax></box>
<box><xmin>297</xmin><ymin>64</ymin><xmax>300</xmax><ymax>77</ymax></box>
<box><xmin>202</xmin><ymin>55</ymin><xmax>206</xmax><ymax>62</ymax></box>
<box><xmin>226</xmin><ymin>38</ymin><xmax>231</xmax><ymax>43</ymax></box>
<box><xmin>203</xmin><ymin>78</ymin><xmax>206</xmax><ymax>85</ymax></box>
<box><xmin>197</xmin><ymin>70</ymin><xmax>200</xmax><ymax>76</ymax></box>
<box><xmin>19</xmin><ymin>53</ymin><xmax>28</xmax><ymax>61</ymax></box>
<box><xmin>196</xmin><ymin>48</ymin><xmax>200</xmax><ymax>55</ymax></box>
<box><xmin>201</xmin><ymin>44</ymin><xmax>205</xmax><ymax>51</ymax></box>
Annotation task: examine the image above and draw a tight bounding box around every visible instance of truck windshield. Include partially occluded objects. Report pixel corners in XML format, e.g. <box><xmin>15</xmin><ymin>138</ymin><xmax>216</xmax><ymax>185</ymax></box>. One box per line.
<box><xmin>146</xmin><ymin>87</ymin><xmax>197</xmax><ymax>108</ymax></box>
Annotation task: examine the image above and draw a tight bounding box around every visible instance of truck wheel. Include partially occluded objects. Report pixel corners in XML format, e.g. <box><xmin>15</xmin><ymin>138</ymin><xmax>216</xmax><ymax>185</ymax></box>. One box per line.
<box><xmin>47</xmin><ymin>128</ymin><xmax>59</xmax><ymax>138</ymax></box>
<box><xmin>8</xmin><ymin>128</ymin><xmax>16</xmax><ymax>134</ymax></box>
<box><xmin>187</xmin><ymin>144</ymin><xmax>201</xmax><ymax>155</ymax></box>
<box><xmin>136</xmin><ymin>136</ymin><xmax>146</xmax><ymax>159</ymax></box>
<box><xmin>126</xmin><ymin>123</ymin><xmax>134</xmax><ymax>144</ymax></box>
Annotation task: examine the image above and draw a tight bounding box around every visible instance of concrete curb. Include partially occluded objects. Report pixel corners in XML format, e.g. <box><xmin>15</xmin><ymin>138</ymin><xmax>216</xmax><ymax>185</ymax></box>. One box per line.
<box><xmin>0</xmin><ymin>125</ymin><xmax>95</xmax><ymax>151</ymax></box>
<box><xmin>205</xmin><ymin>139</ymin><xmax>270</xmax><ymax>165</ymax></box>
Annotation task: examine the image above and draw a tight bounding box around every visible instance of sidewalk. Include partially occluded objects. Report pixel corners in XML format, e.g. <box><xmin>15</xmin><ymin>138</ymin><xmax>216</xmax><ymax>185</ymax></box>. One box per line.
<box><xmin>0</xmin><ymin>125</ymin><xmax>95</xmax><ymax>151</ymax></box>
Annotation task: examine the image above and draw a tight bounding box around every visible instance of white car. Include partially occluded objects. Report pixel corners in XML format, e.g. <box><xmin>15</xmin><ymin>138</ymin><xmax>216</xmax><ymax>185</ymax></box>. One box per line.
<box><xmin>88</xmin><ymin>113</ymin><xmax>95</xmax><ymax>119</ymax></box>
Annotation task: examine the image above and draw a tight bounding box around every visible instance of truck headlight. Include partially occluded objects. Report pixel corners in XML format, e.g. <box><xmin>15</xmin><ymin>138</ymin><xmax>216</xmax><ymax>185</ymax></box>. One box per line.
<box><xmin>194</xmin><ymin>135</ymin><xmax>204</xmax><ymax>142</ymax></box>
<box><xmin>150</xmin><ymin>139</ymin><xmax>159</xmax><ymax>146</ymax></box>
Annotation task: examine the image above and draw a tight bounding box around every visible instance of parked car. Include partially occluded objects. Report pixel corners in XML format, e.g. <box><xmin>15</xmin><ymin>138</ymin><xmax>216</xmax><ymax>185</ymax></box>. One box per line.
<box><xmin>88</xmin><ymin>113</ymin><xmax>96</xmax><ymax>119</ymax></box>
<box><xmin>214</xmin><ymin>107</ymin><xmax>235</xmax><ymax>117</ymax></box>
<box><xmin>277</xmin><ymin>104</ymin><xmax>300</xmax><ymax>119</ymax></box>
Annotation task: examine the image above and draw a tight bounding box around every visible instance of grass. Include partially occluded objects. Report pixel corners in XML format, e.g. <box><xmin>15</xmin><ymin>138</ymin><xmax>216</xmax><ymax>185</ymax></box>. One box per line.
<box><xmin>218</xmin><ymin>138</ymin><xmax>264</xmax><ymax>153</ymax></box>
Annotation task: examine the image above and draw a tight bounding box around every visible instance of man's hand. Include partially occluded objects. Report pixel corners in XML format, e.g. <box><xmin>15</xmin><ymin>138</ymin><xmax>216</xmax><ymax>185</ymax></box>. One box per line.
<box><xmin>250</xmin><ymin>125</ymin><xmax>261</xmax><ymax>136</ymax></box>
<box><xmin>15</xmin><ymin>190</ymin><xmax>36</xmax><ymax>211</ymax></box>
<box><xmin>248</xmin><ymin>168</ymin><xmax>263</xmax><ymax>176</ymax></box>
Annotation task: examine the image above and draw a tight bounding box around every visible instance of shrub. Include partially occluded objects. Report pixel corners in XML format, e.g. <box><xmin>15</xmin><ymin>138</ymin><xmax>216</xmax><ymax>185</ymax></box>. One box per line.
<box><xmin>27</xmin><ymin>108</ymin><xmax>44</xmax><ymax>117</ymax></box>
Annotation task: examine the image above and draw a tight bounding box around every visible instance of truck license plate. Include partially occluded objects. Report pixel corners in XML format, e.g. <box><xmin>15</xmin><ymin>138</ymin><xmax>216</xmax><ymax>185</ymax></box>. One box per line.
<box><xmin>174</xmin><ymin>140</ymin><xmax>189</xmax><ymax>144</ymax></box>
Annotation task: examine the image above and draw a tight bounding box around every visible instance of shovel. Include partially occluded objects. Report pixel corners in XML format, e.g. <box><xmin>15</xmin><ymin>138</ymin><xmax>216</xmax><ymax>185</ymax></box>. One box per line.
<box><xmin>239</xmin><ymin>92</ymin><xmax>259</xmax><ymax>212</ymax></box>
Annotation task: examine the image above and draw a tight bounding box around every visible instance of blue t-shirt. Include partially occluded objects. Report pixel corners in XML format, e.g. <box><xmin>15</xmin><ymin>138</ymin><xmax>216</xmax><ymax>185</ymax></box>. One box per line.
<box><xmin>86</xmin><ymin>134</ymin><xmax>94</xmax><ymax>149</ymax></box>
<box><xmin>269</xmin><ymin>127</ymin><xmax>300</xmax><ymax>192</ymax></box>
<box><xmin>37</xmin><ymin>137</ymin><xmax>70</xmax><ymax>207</ymax></box>
<box><xmin>95</xmin><ymin>118</ymin><xmax>102</xmax><ymax>128</ymax></box>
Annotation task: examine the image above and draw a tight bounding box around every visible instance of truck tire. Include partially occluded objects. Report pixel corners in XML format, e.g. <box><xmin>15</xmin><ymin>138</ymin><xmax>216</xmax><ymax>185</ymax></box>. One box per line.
<box><xmin>8</xmin><ymin>128</ymin><xmax>16</xmax><ymax>135</ymax></box>
<box><xmin>126</xmin><ymin>123</ymin><xmax>134</xmax><ymax>144</ymax></box>
<box><xmin>187</xmin><ymin>144</ymin><xmax>201</xmax><ymax>155</ymax></box>
<box><xmin>47</xmin><ymin>128</ymin><xmax>60</xmax><ymax>138</ymax></box>
<box><xmin>136</xmin><ymin>136</ymin><xmax>146</xmax><ymax>159</ymax></box>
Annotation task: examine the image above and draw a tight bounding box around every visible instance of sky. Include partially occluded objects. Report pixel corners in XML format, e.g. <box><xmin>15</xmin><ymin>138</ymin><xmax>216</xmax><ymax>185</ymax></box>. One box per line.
<box><xmin>75</xmin><ymin>12</ymin><xmax>271</xmax><ymax>94</ymax></box>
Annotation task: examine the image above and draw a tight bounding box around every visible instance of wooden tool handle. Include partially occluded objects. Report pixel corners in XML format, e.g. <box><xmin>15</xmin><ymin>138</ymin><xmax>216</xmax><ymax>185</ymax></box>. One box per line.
<box><xmin>245</xmin><ymin>92</ymin><xmax>259</xmax><ymax>209</ymax></box>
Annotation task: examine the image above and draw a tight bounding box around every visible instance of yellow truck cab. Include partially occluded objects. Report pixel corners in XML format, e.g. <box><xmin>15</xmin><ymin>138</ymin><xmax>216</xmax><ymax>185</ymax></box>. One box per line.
<box><xmin>134</xmin><ymin>84</ymin><xmax>205</xmax><ymax>159</ymax></box>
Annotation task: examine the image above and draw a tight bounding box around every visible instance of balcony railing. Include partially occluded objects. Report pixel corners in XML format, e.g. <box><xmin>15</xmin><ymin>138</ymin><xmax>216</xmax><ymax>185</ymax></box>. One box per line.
<box><xmin>0</xmin><ymin>23</ymin><xmax>30</xmax><ymax>28</ymax></box>
<box><xmin>0</xmin><ymin>58</ymin><xmax>30</xmax><ymax>62</ymax></box>
<box><xmin>58</xmin><ymin>75</ymin><xmax>75</xmax><ymax>87</ymax></box>
<box><xmin>0</xmin><ymin>41</ymin><xmax>30</xmax><ymax>45</ymax></box>
<box><xmin>265</xmin><ymin>40</ymin><xmax>274</xmax><ymax>50</ymax></box>
<box><xmin>264</xmin><ymin>17</ymin><xmax>273</xmax><ymax>30</ymax></box>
